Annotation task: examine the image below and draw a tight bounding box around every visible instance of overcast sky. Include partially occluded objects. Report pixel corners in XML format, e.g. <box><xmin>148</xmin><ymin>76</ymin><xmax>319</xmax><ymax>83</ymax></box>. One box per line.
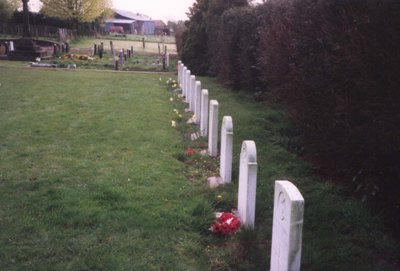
<box><xmin>29</xmin><ymin>0</ymin><xmax>264</xmax><ymax>22</ymax></box>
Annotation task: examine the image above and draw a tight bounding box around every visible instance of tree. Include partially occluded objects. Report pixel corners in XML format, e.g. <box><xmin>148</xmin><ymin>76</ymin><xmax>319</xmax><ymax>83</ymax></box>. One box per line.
<box><xmin>40</xmin><ymin>0</ymin><xmax>112</xmax><ymax>28</ymax></box>
<box><xmin>0</xmin><ymin>0</ymin><xmax>19</xmax><ymax>21</ymax></box>
<box><xmin>181</xmin><ymin>0</ymin><xmax>249</xmax><ymax>75</ymax></box>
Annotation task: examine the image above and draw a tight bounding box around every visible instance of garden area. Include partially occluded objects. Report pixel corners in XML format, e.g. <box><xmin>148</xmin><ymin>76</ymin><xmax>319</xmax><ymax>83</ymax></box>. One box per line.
<box><xmin>0</xmin><ymin>60</ymin><xmax>399</xmax><ymax>270</ymax></box>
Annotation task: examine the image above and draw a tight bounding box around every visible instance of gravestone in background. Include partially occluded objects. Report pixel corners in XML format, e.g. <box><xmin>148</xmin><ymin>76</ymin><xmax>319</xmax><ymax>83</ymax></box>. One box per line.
<box><xmin>200</xmin><ymin>89</ymin><xmax>209</xmax><ymax>137</ymax></box>
<box><xmin>237</xmin><ymin>140</ymin><xmax>257</xmax><ymax>228</ymax></box>
<box><xmin>185</xmin><ymin>70</ymin><xmax>191</xmax><ymax>103</ymax></box>
<box><xmin>208</xmin><ymin>100</ymin><xmax>219</xmax><ymax>157</ymax></box>
<box><xmin>189</xmin><ymin>75</ymin><xmax>196</xmax><ymax>111</ymax></box>
<box><xmin>194</xmin><ymin>81</ymin><xmax>201</xmax><ymax>124</ymax></box>
<box><xmin>220</xmin><ymin>116</ymin><xmax>233</xmax><ymax>184</ymax></box>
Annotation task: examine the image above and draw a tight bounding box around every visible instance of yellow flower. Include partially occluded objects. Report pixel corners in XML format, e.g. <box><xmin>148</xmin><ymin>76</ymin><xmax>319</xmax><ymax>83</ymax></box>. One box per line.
<box><xmin>217</xmin><ymin>195</ymin><xmax>223</xmax><ymax>200</ymax></box>
<box><xmin>169</xmin><ymin>97</ymin><xmax>174</xmax><ymax>102</ymax></box>
<box><xmin>178</xmin><ymin>114</ymin><xmax>183</xmax><ymax>118</ymax></box>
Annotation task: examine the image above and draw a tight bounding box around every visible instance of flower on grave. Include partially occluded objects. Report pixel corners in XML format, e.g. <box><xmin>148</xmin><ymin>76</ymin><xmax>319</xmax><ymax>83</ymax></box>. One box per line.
<box><xmin>178</xmin><ymin>114</ymin><xmax>183</xmax><ymax>119</ymax></box>
<box><xmin>189</xmin><ymin>115</ymin><xmax>197</xmax><ymax>122</ymax></box>
<box><xmin>173</xmin><ymin>109</ymin><xmax>179</xmax><ymax>114</ymax></box>
<box><xmin>171</xmin><ymin>121</ymin><xmax>176</xmax><ymax>127</ymax></box>
<box><xmin>169</xmin><ymin>97</ymin><xmax>174</xmax><ymax>102</ymax></box>
<box><xmin>185</xmin><ymin>148</ymin><xmax>196</xmax><ymax>155</ymax></box>
<box><xmin>216</xmin><ymin>195</ymin><xmax>223</xmax><ymax>201</ymax></box>
<box><xmin>211</xmin><ymin>212</ymin><xmax>241</xmax><ymax>235</ymax></box>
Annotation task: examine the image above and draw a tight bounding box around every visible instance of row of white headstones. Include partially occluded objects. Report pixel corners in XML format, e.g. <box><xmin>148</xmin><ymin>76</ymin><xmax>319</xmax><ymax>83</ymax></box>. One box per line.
<box><xmin>178</xmin><ymin>61</ymin><xmax>305</xmax><ymax>271</ymax></box>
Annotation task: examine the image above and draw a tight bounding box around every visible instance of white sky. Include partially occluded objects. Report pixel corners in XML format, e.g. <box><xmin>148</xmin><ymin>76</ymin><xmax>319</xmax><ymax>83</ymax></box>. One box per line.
<box><xmin>29</xmin><ymin>0</ymin><xmax>264</xmax><ymax>22</ymax></box>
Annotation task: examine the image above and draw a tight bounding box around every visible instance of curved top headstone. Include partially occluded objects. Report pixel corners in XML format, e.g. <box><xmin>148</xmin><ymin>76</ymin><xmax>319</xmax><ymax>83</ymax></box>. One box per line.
<box><xmin>241</xmin><ymin>140</ymin><xmax>257</xmax><ymax>164</ymax></box>
<box><xmin>222</xmin><ymin>116</ymin><xmax>233</xmax><ymax>134</ymax></box>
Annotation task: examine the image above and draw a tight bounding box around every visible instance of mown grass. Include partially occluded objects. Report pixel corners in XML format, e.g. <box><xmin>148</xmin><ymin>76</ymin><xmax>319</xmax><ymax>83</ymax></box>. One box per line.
<box><xmin>0</xmin><ymin>63</ymin><xmax>208</xmax><ymax>270</ymax></box>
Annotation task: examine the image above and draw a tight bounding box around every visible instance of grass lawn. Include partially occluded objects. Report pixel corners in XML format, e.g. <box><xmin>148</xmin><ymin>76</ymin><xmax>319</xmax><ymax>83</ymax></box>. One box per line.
<box><xmin>71</xmin><ymin>37</ymin><xmax>177</xmax><ymax>55</ymax></box>
<box><xmin>0</xmin><ymin>62</ymin><xmax>208</xmax><ymax>270</ymax></box>
<box><xmin>0</xmin><ymin>61</ymin><xmax>399</xmax><ymax>270</ymax></box>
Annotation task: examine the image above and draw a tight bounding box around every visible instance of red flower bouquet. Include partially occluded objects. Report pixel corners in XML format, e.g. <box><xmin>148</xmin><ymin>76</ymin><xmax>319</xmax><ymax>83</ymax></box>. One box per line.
<box><xmin>211</xmin><ymin>212</ymin><xmax>241</xmax><ymax>235</ymax></box>
<box><xmin>185</xmin><ymin>148</ymin><xmax>196</xmax><ymax>155</ymax></box>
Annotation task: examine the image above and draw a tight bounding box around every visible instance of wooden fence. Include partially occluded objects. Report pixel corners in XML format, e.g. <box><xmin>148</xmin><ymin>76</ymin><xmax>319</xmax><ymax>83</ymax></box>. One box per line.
<box><xmin>0</xmin><ymin>23</ymin><xmax>78</xmax><ymax>42</ymax></box>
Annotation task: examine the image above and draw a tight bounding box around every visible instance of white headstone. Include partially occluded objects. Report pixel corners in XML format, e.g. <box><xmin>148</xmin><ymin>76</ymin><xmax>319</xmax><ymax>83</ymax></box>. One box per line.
<box><xmin>185</xmin><ymin>70</ymin><xmax>191</xmax><ymax>103</ymax></box>
<box><xmin>237</xmin><ymin>140</ymin><xmax>257</xmax><ymax>228</ymax></box>
<box><xmin>194</xmin><ymin>81</ymin><xmax>201</xmax><ymax>124</ymax></box>
<box><xmin>189</xmin><ymin>75</ymin><xmax>196</xmax><ymax>111</ymax></box>
<box><xmin>9</xmin><ymin>41</ymin><xmax>14</xmax><ymax>51</ymax></box>
<box><xmin>200</xmin><ymin>89</ymin><xmax>209</xmax><ymax>137</ymax></box>
<box><xmin>182</xmin><ymin>66</ymin><xmax>187</xmax><ymax>96</ymax></box>
<box><xmin>220</xmin><ymin>116</ymin><xmax>233</xmax><ymax>184</ymax></box>
<box><xmin>270</xmin><ymin>180</ymin><xmax>304</xmax><ymax>271</ymax></box>
<box><xmin>208</xmin><ymin>100</ymin><xmax>219</xmax><ymax>157</ymax></box>
<box><xmin>177</xmin><ymin>61</ymin><xmax>182</xmax><ymax>83</ymax></box>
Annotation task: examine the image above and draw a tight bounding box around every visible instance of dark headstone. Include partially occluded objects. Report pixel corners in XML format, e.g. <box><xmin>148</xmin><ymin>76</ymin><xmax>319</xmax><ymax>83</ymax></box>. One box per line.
<box><xmin>8</xmin><ymin>39</ymin><xmax>51</xmax><ymax>60</ymax></box>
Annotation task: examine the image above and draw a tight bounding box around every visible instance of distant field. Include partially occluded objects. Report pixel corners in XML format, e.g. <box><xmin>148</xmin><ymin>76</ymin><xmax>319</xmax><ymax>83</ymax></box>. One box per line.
<box><xmin>72</xmin><ymin>36</ymin><xmax>177</xmax><ymax>55</ymax></box>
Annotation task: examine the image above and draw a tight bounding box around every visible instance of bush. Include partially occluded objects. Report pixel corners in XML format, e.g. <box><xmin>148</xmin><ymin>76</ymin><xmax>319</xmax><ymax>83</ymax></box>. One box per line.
<box><xmin>258</xmin><ymin>0</ymin><xmax>400</xmax><ymax>224</ymax></box>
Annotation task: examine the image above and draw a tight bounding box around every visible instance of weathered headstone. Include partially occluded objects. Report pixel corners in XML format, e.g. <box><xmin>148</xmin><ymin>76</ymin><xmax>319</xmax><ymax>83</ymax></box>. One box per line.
<box><xmin>119</xmin><ymin>51</ymin><xmax>124</xmax><ymax>66</ymax></box>
<box><xmin>208</xmin><ymin>100</ymin><xmax>219</xmax><ymax>157</ymax></box>
<box><xmin>194</xmin><ymin>81</ymin><xmax>201</xmax><ymax>124</ymax></box>
<box><xmin>270</xmin><ymin>180</ymin><xmax>304</xmax><ymax>271</ymax></box>
<box><xmin>94</xmin><ymin>44</ymin><xmax>97</xmax><ymax>55</ymax></box>
<box><xmin>99</xmin><ymin>44</ymin><xmax>103</xmax><ymax>59</ymax></box>
<box><xmin>9</xmin><ymin>41</ymin><xmax>14</xmax><ymax>51</ymax></box>
<box><xmin>53</xmin><ymin>44</ymin><xmax>58</xmax><ymax>57</ymax></box>
<box><xmin>220</xmin><ymin>116</ymin><xmax>233</xmax><ymax>184</ymax></box>
<box><xmin>110</xmin><ymin>41</ymin><xmax>115</xmax><ymax>63</ymax></box>
<box><xmin>166</xmin><ymin>53</ymin><xmax>170</xmax><ymax>67</ymax></box>
<box><xmin>0</xmin><ymin>44</ymin><xmax>6</xmax><ymax>55</ymax></box>
<box><xmin>237</xmin><ymin>140</ymin><xmax>257</xmax><ymax>228</ymax></box>
<box><xmin>200</xmin><ymin>89</ymin><xmax>209</xmax><ymax>137</ymax></box>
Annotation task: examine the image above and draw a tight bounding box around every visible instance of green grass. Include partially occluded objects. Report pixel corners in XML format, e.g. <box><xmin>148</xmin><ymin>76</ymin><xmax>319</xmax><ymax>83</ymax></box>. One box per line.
<box><xmin>0</xmin><ymin>63</ymin><xmax>208</xmax><ymax>270</ymax></box>
<box><xmin>0</xmin><ymin>61</ymin><xmax>399</xmax><ymax>270</ymax></box>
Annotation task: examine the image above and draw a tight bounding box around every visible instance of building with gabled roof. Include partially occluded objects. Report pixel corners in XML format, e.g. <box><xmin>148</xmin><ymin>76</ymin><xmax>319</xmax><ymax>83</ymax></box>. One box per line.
<box><xmin>105</xmin><ymin>9</ymin><xmax>155</xmax><ymax>35</ymax></box>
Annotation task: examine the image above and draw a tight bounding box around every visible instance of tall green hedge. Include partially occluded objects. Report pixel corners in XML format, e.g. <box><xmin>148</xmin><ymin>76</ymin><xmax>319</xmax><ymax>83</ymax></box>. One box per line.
<box><xmin>178</xmin><ymin>0</ymin><xmax>400</xmax><ymax>227</ymax></box>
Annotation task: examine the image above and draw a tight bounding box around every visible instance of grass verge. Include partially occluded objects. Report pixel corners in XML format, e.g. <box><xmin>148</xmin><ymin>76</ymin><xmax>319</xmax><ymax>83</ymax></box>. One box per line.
<box><xmin>0</xmin><ymin>63</ymin><xmax>208</xmax><ymax>270</ymax></box>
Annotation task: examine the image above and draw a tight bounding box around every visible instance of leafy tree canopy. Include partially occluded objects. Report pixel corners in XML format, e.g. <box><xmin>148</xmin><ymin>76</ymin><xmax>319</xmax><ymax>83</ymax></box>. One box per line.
<box><xmin>0</xmin><ymin>0</ymin><xmax>19</xmax><ymax>20</ymax></box>
<box><xmin>40</xmin><ymin>0</ymin><xmax>113</xmax><ymax>24</ymax></box>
